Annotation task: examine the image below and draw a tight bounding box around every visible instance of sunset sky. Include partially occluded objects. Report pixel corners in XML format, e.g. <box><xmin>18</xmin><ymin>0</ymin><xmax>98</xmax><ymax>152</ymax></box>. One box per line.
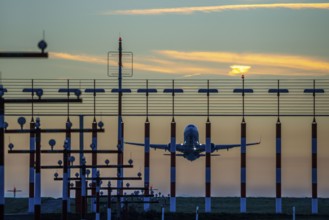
<box><xmin>1</xmin><ymin>0</ymin><xmax>329</xmax><ymax>199</ymax></box>
<box><xmin>1</xmin><ymin>0</ymin><xmax>329</xmax><ymax>79</ymax></box>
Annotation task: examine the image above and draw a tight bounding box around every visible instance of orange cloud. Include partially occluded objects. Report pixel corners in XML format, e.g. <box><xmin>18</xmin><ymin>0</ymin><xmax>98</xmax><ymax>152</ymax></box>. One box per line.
<box><xmin>106</xmin><ymin>3</ymin><xmax>329</xmax><ymax>15</ymax></box>
<box><xmin>50</xmin><ymin>52</ymin><xmax>107</xmax><ymax>65</ymax></box>
<box><xmin>156</xmin><ymin>50</ymin><xmax>329</xmax><ymax>73</ymax></box>
<box><xmin>134</xmin><ymin>58</ymin><xmax>221</xmax><ymax>75</ymax></box>
<box><xmin>50</xmin><ymin>51</ymin><xmax>329</xmax><ymax>77</ymax></box>
<box><xmin>50</xmin><ymin>52</ymin><xmax>222</xmax><ymax>76</ymax></box>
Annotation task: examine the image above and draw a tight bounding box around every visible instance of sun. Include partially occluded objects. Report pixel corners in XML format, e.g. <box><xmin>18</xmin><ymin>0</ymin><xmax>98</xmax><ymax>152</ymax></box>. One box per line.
<box><xmin>229</xmin><ymin>65</ymin><xmax>251</xmax><ymax>76</ymax></box>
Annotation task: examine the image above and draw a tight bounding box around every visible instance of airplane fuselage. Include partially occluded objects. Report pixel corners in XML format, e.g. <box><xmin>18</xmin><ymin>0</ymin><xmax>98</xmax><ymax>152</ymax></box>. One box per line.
<box><xmin>177</xmin><ymin>124</ymin><xmax>208</xmax><ymax>161</ymax></box>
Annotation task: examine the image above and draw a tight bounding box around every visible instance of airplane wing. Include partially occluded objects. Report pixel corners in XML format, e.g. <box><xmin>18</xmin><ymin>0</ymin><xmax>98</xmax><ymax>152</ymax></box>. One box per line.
<box><xmin>125</xmin><ymin>142</ymin><xmax>169</xmax><ymax>151</ymax></box>
<box><xmin>213</xmin><ymin>140</ymin><xmax>261</xmax><ymax>151</ymax></box>
<box><xmin>163</xmin><ymin>153</ymin><xmax>185</xmax><ymax>156</ymax></box>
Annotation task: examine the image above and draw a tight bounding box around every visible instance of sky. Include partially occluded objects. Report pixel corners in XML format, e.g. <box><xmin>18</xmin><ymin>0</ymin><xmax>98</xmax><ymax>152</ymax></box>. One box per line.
<box><xmin>1</xmin><ymin>0</ymin><xmax>329</xmax><ymax>79</ymax></box>
<box><xmin>1</xmin><ymin>0</ymin><xmax>329</xmax><ymax>200</ymax></box>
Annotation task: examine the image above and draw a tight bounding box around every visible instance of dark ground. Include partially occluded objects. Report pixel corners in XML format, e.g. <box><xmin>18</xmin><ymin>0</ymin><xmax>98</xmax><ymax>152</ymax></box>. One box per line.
<box><xmin>4</xmin><ymin>212</ymin><xmax>329</xmax><ymax>220</ymax></box>
<box><xmin>4</xmin><ymin>197</ymin><xmax>329</xmax><ymax>220</ymax></box>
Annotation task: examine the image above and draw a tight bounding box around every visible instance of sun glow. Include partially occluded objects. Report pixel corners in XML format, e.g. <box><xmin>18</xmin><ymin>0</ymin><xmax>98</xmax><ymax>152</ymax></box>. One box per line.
<box><xmin>229</xmin><ymin>65</ymin><xmax>251</xmax><ymax>76</ymax></box>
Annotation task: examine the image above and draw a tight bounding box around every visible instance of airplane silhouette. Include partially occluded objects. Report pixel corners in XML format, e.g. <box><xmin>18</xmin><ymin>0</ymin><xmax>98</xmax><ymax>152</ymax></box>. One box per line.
<box><xmin>7</xmin><ymin>186</ymin><xmax>22</xmax><ymax>198</ymax></box>
<box><xmin>126</xmin><ymin>124</ymin><xmax>260</xmax><ymax>161</ymax></box>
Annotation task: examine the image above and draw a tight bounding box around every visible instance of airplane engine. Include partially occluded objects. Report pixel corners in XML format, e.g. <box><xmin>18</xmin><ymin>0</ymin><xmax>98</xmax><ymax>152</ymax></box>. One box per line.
<box><xmin>210</xmin><ymin>143</ymin><xmax>215</xmax><ymax>152</ymax></box>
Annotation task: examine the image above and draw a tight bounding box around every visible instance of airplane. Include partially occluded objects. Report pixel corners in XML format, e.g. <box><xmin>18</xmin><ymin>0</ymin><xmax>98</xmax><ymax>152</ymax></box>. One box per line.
<box><xmin>125</xmin><ymin>124</ymin><xmax>260</xmax><ymax>161</ymax></box>
<box><xmin>7</xmin><ymin>186</ymin><xmax>22</xmax><ymax>198</ymax></box>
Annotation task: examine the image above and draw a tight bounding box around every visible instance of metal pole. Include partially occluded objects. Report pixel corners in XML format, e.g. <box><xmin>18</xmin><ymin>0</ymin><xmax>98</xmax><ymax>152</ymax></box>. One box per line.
<box><xmin>161</xmin><ymin>205</ymin><xmax>165</xmax><ymax>220</ymax></box>
<box><xmin>79</xmin><ymin>114</ymin><xmax>85</xmax><ymax>216</ymax></box>
<box><xmin>62</xmin><ymin>142</ymin><xmax>68</xmax><ymax>220</ymax></box>
<box><xmin>29</xmin><ymin>82</ymin><xmax>36</xmax><ymax>213</ymax></box>
<box><xmin>144</xmin><ymin>80</ymin><xmax>151</xmax><ymax>211</ymax></box>
<box><xmin>242</xmin><ymin>75</ymin><xmax>245</xmax><ymax>121</ymax></box>
<box><xmin>81</xmin><ymin>158</ymin><xmax>87</xmax><ymax>220</ymax></box>
<box><xmin>34</xmin><ymin>118</ymin><xmax>41</xmax><ymax>220</ymax></box>
<box><xmin>205</xmin><ymin>120</ymin><xmax>211</xmax><ymax>212</ymax></box>
<box><xmin>91</xmin><ymin>80</ymin><xmax>99</xmax><ymax>213</ymax></box>
<box><xmin>312</xmin><ymin>80</ymin><xmax>318</xmax><ymax>214</ymax></box>
<box><xmin>170</xmin><ymin>80</ymin><xmax>176</xmax><ymax>213</ymax></box>
<box><xmin>276</xmin><ymin>120</ymin><xmax>282</xmax><ymax>213</ymax></box>
<box><xmin>79</xmin><ymin>115</ymin><xmax>84</xmax><ymax>175</ymax></box>
<box><xmin>117</xmin><ymin>37</ymin><xmax>124</xmax><ymax>218</ymax></box>
<box><xmin>95</xmin><ymin>172</ymin><xmax>100</xmax><ymax>220</ymax></box>
<box><xmin>65</xmin><ymin>80</ymin><xmax>72</xmax><ymax>213</ymax></box>
<box><xmin>91</xmin><ymin>119</ymin><xmax>97</xmax><ymax>212</ymax></box>
<box><xmin>0</xmin><ymin>97</ymin><xmax>5</xmax><ymax>219</ymax></box>
<box><xmin>107</xmin><ymin>184</ymin><xmax>112</xmax><ymax>220</ymax></box>
<box><xmin>144</xmin><ymin>119</ymin><xmax>150</xmax><ymax>211</ymax></box>
<box><xmin>312</xmin><ymin>119</ymin><xmax>318</xmax><ymax>214</ymax></box>
<box><xmin>29</xmin><ymin>119</ymin><xmax>36</xmax><ymax>213</ymax></box>
<box><xmin>65</xmin><ymin>119</ymin><xmax>71</xmax><ymax>213</ymax></box>
<box><xmin>240</xmin><ymin>74</ymin><xmax>247</xmax><ymax>213</ymax></box>
<box><xmin>205</xmin><ymin>80</ymin><xmax>211</xmax><ymax>213</ymax></box>
<box><xmin>276</xmin><ymin>80</ymin><xmax>282</xmax><ymax>213</ymax></box>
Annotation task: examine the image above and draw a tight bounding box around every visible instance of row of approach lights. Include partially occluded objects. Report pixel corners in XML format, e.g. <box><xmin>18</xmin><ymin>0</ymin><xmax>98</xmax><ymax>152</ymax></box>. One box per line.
<box><xmin>0</xmin><ymin>88</ymin><xmax>82</xmax><ymax>99</ymax></box>
<box><xmin>7</xmin><ymin>116</ymin><xmax>141</xmax><ymax>182</ymax></box>
<box><xmin>11</xmin><ymin>116</ymin><xmax>104</xmax><ymax>130</ymax></box>
<box><xmin>8</xmin><ymin>136</ymin><xmax>141</xmax><ymax>188</ymax></box>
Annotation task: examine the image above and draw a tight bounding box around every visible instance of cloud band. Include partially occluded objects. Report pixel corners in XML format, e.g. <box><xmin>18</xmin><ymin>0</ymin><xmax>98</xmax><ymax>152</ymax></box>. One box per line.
<box><xmin>156</xmin><ymin>50</ymin><xmax>329</xmax><ymax>73</ymax></box>
<box><xmin>50</xmin><ymin>50</ymin><xmax>329</xmax><ymax>77</ymax></box>
<box><xmin>106</xmin><ymin>3</ymin><xmax>329</xmax><ymax>15</ymax></box>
